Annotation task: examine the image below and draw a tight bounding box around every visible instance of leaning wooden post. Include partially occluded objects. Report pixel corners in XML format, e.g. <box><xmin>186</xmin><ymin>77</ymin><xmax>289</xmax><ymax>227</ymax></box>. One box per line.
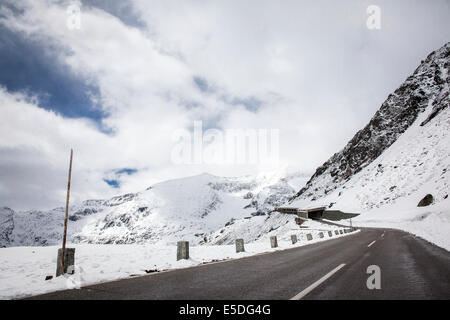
<box><xmin>62</xmin><ymin>149</ymin><xmax>73</xmax><ymax>265</ymax></box>
<box><xmin>57</xmin><ymin>149</ymin><xmax>74</xmax><ymax>276</ymax></box>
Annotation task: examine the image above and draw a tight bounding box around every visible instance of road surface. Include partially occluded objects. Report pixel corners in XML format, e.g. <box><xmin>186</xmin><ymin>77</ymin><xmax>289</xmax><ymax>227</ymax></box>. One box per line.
<box><xmin>26</xmin><ymin>228</ymin><xmax>450</xmax><ymax>300</ymax></box>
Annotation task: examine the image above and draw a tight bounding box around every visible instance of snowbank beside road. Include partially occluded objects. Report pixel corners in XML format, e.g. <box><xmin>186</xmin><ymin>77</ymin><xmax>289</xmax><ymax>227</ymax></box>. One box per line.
<box><xmin>0</xmin><ymin>227</ymin><xmax>356</xmax><ymax>300</ymax></box>
<box><xmin>352</xmin><ymin>199</ymin><xmax>450</xmax><ymax>252</ymax></box>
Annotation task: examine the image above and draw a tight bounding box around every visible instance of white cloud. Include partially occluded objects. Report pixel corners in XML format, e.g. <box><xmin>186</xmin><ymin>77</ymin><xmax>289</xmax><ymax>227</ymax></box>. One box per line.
<box><xmin>0</xmin><ymin>0</ymin><xmax>449</xmax><ymax>210</ymax></box>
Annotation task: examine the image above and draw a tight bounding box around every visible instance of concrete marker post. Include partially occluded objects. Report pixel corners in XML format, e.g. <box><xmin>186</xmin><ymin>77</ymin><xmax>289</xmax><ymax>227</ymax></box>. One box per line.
<box><xmin>319</xmin><ymin>232</ymin><xmax>324</xmax><ymax>238</ymax></box>
<box><xmin>270</xmin><ymin>236</ymin><xmax>278</xmax><ymax>248</ymax></box>
<box><xmin>177</xmin><ymin>241</ymin><xmax>189</xmax><ymax>260</ymax></box>
<box><xmin>328</xmin><ymin>231</ymin><xmax>333</xmax><ymax>237</ymax></box>
<box><xmin>335</xmin><ymin>230</ymin><xmax>339</xmax><ymax>235</ymax></box>
<box><xmin>56</xmin><ymin>248</ymin><xmax>75</xmax><ymax>277</ymax></box>
<box><xmin>291</xmin><ymin>235</ymin><xmax>297</xmax><ymax>244</ymax></box>
<box><xmin>235</xmin><ymin>239</ymin><xmax>245</xmax><ymax>253</ymax></box>
<box><xmin>306</xmin><ymin>234</ymin><xmax>313</xmax><ymax>241</ymax></box>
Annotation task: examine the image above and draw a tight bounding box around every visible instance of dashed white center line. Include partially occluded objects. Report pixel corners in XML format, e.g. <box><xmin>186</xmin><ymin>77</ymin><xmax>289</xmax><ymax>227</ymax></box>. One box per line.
<box><xmin>290</xmin><ymin>264</ymin><xmax>346</xmax><ymax>300</ymax></box>
<box><xmin>368</xmin><ymin>240</ymin><xmax>376</xmax><ymax>247</ymax></box>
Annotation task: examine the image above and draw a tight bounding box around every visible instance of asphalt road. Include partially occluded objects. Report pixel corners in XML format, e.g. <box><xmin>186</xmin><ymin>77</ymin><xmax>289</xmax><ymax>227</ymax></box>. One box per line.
<box><xmin>26</xmin><ymin>228</ymin><xmax>450</xmax><ymax>300</ymax></box>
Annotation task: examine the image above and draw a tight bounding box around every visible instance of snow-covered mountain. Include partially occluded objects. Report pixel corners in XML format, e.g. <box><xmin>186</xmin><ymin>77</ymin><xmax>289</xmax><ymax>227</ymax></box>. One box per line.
<box><xmin>0</xmin><ymin>172</ymin><xmax>305</xmax><ymax>247</ymax></box>
<box><xmin>290</xmin><ymin>42</ymin><xmax>449</xmax><ymax>208</ymax></box>
<box><xmin>1</xmin><ymin>43</ymin><xmax>448</xmax><ymax>250</ymax></box>
<box><xmin>289</xmin><ymin>42</ymin><xmax>450</xmax><ymax>249</ymax></box>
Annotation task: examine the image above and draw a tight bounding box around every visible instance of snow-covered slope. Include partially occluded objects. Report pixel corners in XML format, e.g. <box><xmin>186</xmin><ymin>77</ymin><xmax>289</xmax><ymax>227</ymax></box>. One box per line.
<box><xmin>291</xmin><ymin>105</ymin><xmax>449</xmax><ymax>213</ymax></box>
<box><xmin>2</xmin><ymin>43</ymin><xmax>447</xmax><ymax>250</ymax></box>
<box><xmin>205</xmin><ymin>212</ymin><xmax>343</xmax><ymax>246</ymax></box>
<box><xmin>291</xmin><ymin>42</ymin><xmax>449</xmax><ymax>204</ymax></box>
<box><xmin>290</xmin><ymin>42</ymin><xmax>450</xmax><ymax>249</ymax></box>
<box><xmin>0</xmin><ymin>172</ymin><xmax>300</xmax><ymax>247</ymax></box>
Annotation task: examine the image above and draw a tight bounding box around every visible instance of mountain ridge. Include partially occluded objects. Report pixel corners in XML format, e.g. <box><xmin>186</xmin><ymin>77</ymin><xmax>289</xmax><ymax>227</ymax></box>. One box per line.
<box><xmin>290</xmin><ymin>42</ymin><xmax>449</xmax><ymax>204</ymax></box>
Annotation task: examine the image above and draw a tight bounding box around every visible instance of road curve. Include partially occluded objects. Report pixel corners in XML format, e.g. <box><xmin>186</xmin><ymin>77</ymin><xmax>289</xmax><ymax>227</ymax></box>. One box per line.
<box><xmin>25</xmin><ymin>228</ymin><xmax>450</xmax><ymax>300</ymax></box>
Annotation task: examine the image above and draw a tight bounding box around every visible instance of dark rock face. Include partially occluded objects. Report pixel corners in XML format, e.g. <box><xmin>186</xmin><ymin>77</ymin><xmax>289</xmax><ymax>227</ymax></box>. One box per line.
<box><xmin>417</xmin><ymin>194</ymin><xmax>434</xmax><ymax>207</ymax></box>
<box><xmin>0</xmin><ymin>207</ymin><xmax>15</xmax><ymax>246</ymax></box>
<box><xmin>291</xmin><ymin>42</ymin><xmax>450</xmax><ymax>203</ymax></box>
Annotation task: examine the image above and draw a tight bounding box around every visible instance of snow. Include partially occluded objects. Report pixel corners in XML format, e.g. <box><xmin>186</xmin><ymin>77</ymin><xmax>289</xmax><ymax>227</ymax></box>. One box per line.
<box><xmin>0</xmin><ymin>42</ymin><xmax>448</xmax><ymax>300</ymax></box>
<box><xmin>288</xmin><ymin>43</ymin><xmax>449</xmax><ymax>251</ymax></box>
<box><xmin>0</xmin><ymin>228</ymin><xmax>357</xmax><ymax>300</ymax></box>
<box><xmin>1</xmin><ymin>172</ymin><xmax>298</xmax><ymax>247</ymax></box>
<box><xmin>354</xmin><ymin>200</ymin><xmax>450</xmax><ymax>251</ymax></box>
<box><xmin>291</xmin><ymin>91</ymin><xmax>450</xmax><ymax>251</ymax></box>
<box><xmin>207</xmin><ymin>212</ymin><xmax>345</xmax><ymax>245</ymax></box>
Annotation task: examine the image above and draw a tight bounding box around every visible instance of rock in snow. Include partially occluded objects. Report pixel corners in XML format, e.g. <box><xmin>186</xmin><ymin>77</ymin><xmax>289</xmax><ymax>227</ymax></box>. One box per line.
<box><xmin>417</xmin><ymin>194</ymin><xmax>434</xmax><ymax>207</ymax></box>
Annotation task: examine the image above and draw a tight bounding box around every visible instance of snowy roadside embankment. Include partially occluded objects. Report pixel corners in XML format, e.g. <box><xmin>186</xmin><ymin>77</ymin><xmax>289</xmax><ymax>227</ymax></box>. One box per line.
<box><xmin>291</xmin><ymin>96</ymin><xmax>450</xmax><ymax>252</ymax></box>
<box><xmin>0</xmin><ymin>228</ymin><xmax>357</xmax><ymax>300</ymax></box>
<box><xmin>352</xmin><ymin>199</ymin><xmax>450</xmax><ymax>252</ymax></box>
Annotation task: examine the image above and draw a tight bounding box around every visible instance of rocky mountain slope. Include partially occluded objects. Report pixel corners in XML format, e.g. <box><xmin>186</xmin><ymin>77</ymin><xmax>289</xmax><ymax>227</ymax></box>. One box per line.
<box><xmin>290</xmin><ymin>42</ymin><xmax>449</xmax><ymax>206</ymax></box>
<box><xmin>288</xmin><ymin>42</ymin><xmax>449</xmax><ymax>250</ymax></box>
<box><xmin>1</xmin><ymin>43</ymin><xmax>448</xmax><ymax>249</ymax></box>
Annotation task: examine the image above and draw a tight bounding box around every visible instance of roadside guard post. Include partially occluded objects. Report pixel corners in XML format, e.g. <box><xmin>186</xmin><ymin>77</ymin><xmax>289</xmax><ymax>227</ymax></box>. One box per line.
<box><xmin>236</xmin><ymin>239</ymin><xmax>245</xmax><ymax>253</ymax></box>
<box><xmin>177</xmin><ymin>241</ymin><xmax>190</xmax><ymax>260</ymax></box>
<box><xmin>270</xmin><ymin>236</ymin><xmax>278</xmax><ymax>248</ymax></box>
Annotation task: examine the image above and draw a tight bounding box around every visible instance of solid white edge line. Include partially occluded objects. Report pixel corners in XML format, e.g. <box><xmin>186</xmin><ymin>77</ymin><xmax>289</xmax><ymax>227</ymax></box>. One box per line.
<box><xmin>290</xmin><ymin>263</ymin><xmax>346</xmax><ymax>300</ymax></box>
<box><xmin>368</xmin><ymin>240</ymin><xmax>376</xmax><ymax>247</ymax></box>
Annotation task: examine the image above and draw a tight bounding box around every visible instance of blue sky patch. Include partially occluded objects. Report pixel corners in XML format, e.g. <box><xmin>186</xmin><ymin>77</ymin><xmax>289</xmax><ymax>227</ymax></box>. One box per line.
<box><xmin>0</xmin><ymin>24</ymin><xmax>106</xmax><ymax>123</ymax></box>
<box><xmin>103</xmin><ymin>168</ymin><xmax>138</xmax><ymax>189</ymax></box>
<box><xmin>103</xmin><ymin>179</ymin><xmax>120</xmax><ymax>188</ymax></box>
<box><xmin>116</xmin><ymin>168</ymin><xmax>138</xmax><ymax>175</ymax></box>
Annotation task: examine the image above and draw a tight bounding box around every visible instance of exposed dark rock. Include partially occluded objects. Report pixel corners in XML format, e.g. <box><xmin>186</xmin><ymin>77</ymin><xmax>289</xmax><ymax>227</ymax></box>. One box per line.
<box><xmin>0</xmin><ymin>207</ymin><xmax>15</xmax><ymax>247</ymax></box>
<box><xmin>418</xmin><ymin>194</ymin><xmax>434</xmax><ymax>207</ymax></box>
<box><xmin>224</xmin><ymin>218</ymin><xmax>235</xmax><ymax>227</ymax></box>
<box><xmin>243</xmin><ymin>192</ymin><xmax>253</xmax><ymax>199</ymax></box>
<box><xmin>145</xmin><ymin>269</ymin><xmax>158</xmax><ymax>274</ymax></box>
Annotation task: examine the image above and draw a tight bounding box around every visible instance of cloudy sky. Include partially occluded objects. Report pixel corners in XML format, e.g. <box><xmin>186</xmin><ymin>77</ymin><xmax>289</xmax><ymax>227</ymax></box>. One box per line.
<box><xmin>0</xmin><ymin>0</ymin><xmax>449</xmax><ymax>211</ymax></box>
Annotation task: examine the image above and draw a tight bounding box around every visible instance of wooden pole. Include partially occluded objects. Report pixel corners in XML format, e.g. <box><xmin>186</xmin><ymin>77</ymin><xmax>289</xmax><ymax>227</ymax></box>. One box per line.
<box><xmin>61</xmin><ymin>149</ymin><xmax>73</xmax><ymax>272</ymax></box>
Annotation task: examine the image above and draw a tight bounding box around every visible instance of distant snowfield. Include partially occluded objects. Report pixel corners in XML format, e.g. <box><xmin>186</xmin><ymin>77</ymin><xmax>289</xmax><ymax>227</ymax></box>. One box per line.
<box><xmin>0</xmin><ymin>226</ymin><xmax>356</xmax><ymax>300</ymax></box>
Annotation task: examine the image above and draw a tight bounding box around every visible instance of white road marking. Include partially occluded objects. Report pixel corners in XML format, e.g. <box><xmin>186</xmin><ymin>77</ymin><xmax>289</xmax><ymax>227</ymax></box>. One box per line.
<box><xmin>290</xmin><ymin>264</ymin><xmax>346</xmax><ymax>300</ymax></box>
<box><xmin>368</xmin><ymin>240</ymin><xmax>376</xmax><ymax>247</ymax></box>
